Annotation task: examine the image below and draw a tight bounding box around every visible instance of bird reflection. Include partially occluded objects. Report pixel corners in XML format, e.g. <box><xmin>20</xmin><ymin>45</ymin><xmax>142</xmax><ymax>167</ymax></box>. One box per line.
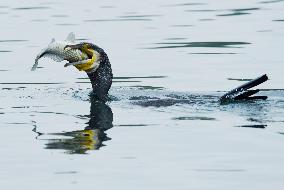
<box><xmin>33</xmin><ymin>95</ymin><xmax>113</xmax><ymax>154</ymax></box>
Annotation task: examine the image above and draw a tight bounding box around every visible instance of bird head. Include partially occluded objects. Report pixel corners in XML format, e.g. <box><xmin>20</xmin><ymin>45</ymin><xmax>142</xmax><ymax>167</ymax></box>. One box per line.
<box><xmin>64</xmin><ymin>42</ymin><xmax>101</xmax><ymax>72</ymax></box>
<box><xmin>65</xmin><ymin>42</ymin><xmax>92</xmax><ymax>52</ymax></box>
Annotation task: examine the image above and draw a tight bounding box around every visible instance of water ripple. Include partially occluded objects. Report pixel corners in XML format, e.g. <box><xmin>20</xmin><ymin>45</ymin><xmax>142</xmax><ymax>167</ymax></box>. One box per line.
<box><xmin>0</xmin><ymin>40</ymin><xmax>28</xmax><ymax>43</ymax></box>
<box><xmin>236</xmin><ymin>124</ymin><xmax>267</xmax><ymax>129</ymax></box>
<box><xmin>173</xmin><ymin>116</ymin><xmax>216</xmax><ymax>121</ymax></box>
<box><xmin>13</xmin><ymin>6</ymin><xmax>50</xmax><ymax>10</ymax></box>
<box><xmin>148</xmin><ymin>41</ymin><xmax>250</xmax><ymax>49</ymax></box>
<box><xmin>259</xmin><ymin>0</ymin><xmax>284</xmax><ymax>4</ymax></box>
<box><xmin>85</xmin><ymin>18</ymin><xmax>152</xmax><ymax>22</ymax></box>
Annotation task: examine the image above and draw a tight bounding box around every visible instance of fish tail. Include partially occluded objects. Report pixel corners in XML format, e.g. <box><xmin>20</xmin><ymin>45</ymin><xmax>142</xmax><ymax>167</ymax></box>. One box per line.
<box><xmin>31</xmin><ymin>59</ymin><xmax>39</xmax><ymax>71</ymax></box>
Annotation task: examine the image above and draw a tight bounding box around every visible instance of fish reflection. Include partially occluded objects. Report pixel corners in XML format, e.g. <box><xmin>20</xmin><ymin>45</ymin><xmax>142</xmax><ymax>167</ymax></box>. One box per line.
<box><xmin>34</xmin><ymin>97</ymin><xmax>113</xmax><ymax>154</ymax></box>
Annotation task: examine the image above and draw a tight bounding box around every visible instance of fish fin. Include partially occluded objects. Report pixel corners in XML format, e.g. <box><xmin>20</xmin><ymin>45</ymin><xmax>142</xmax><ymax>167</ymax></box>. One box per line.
<box><xmin>32</xmin><ymin>50</ymin><xmax>46</xmax><ymax>71</ymax></box>
<box><xmin>64</xmin><ymin>62</ymin><xmax>73</xmax><ymax>67</ymax></box>
<box><xmin>65</xmin><ymin>32</ymin><xmax>75</xmax><ymax>43</ymax></box>
<box><xmin>50</xmin><ymin>38</ymin><xmax>55</xmax><ymax>44</ymax></box>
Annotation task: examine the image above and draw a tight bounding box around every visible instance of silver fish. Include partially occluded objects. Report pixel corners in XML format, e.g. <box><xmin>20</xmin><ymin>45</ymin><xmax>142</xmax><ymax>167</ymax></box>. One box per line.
<box><xmin>31</xmin><ymin>32</ymin><xmax>88</xmax><ymax>71</ymax></box>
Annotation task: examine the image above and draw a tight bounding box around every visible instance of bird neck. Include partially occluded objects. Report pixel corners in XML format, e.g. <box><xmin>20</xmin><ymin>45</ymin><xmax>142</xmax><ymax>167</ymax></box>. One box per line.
<box><xmin>86</xmin><ymin>52</ymin><xmax>113</xmax><ymax>102</ymax></box>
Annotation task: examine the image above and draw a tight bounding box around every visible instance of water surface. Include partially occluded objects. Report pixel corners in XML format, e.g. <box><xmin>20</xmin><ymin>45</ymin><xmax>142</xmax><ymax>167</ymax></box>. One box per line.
<box><xmin>0</xmin><ymin>0</ymin><xmax>284</xmax><ymax>189</ymax></box>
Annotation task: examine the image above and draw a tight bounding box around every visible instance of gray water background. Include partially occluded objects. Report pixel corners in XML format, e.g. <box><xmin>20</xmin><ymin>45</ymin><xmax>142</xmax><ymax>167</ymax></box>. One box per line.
<box><xmin>0</xmin><ymin>0</ymin><xmax>284</xmax><ymax>189</ymax></box>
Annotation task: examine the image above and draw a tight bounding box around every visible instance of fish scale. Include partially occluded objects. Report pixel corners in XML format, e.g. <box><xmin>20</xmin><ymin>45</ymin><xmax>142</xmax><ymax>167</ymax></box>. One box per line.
<box><xmin>32</xmin><ymin>33</ymin><xmax>88</xmax><ymax>71</ymax></box>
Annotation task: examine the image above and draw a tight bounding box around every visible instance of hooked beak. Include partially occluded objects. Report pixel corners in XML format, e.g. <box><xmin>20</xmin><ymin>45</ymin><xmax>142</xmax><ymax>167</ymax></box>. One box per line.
<box><xmin>64</xmin><ymin>44</ymin><xmax>84</xmax><ymax>50</ymax></box>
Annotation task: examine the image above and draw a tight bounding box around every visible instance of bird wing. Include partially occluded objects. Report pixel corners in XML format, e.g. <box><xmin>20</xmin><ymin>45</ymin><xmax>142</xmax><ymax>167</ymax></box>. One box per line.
<box><xmin>220</xmin><ymin>74</ymin><xmax>268</xmax><ymax>103</ymax></box>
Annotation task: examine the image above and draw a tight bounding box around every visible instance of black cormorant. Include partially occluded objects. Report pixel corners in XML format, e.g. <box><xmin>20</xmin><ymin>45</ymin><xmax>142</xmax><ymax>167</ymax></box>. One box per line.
<box><xmin>65</xmin><ymin>42</ymin><xmax>113</xmax><ymax>102</ymax></box>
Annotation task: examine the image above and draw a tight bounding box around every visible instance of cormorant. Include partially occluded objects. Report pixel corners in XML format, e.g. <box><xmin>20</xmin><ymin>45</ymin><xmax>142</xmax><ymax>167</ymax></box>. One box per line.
<box><xmin>64</xmin><ymin>42</ymin><xmax>268</xmax><ymax>102</ymax></box>
<box><xmin>64</xmin><ymin>42</ymin><xmax>113</xmax><ymax>102</ymax></box>
<box><xmin>33</xmin><ymin>33</ymin><xmax>268</xmax><ymax>103</ymax></box>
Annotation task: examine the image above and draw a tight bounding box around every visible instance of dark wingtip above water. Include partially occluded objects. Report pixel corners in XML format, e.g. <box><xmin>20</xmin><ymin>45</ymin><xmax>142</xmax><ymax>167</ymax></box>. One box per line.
<box><xmin>220</xmin><ymin>74</ymin><xmax>269</xmax><ymax>103</ymax></box>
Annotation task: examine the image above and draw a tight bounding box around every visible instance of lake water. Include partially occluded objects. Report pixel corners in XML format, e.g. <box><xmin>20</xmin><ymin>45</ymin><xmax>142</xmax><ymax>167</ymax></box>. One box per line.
<box><xmin>0</xmin><ymin>0</ymin><xmax>284</xmax><ymax>189</ymax></box>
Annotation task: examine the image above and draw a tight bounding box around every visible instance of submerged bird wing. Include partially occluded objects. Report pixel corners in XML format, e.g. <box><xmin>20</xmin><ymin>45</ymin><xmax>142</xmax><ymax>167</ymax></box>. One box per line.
<box><xmin>220</xmin><ymin>74</ymin><xmax>268</xmax><ymax>103</ymax></box>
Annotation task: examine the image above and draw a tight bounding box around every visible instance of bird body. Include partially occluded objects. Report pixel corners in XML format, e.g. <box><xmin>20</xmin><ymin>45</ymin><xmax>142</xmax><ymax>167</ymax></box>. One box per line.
<box><xmin>33</xmin><ymin>33</ymin><xmax>266</xmax><ymax>103</ymax></box>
